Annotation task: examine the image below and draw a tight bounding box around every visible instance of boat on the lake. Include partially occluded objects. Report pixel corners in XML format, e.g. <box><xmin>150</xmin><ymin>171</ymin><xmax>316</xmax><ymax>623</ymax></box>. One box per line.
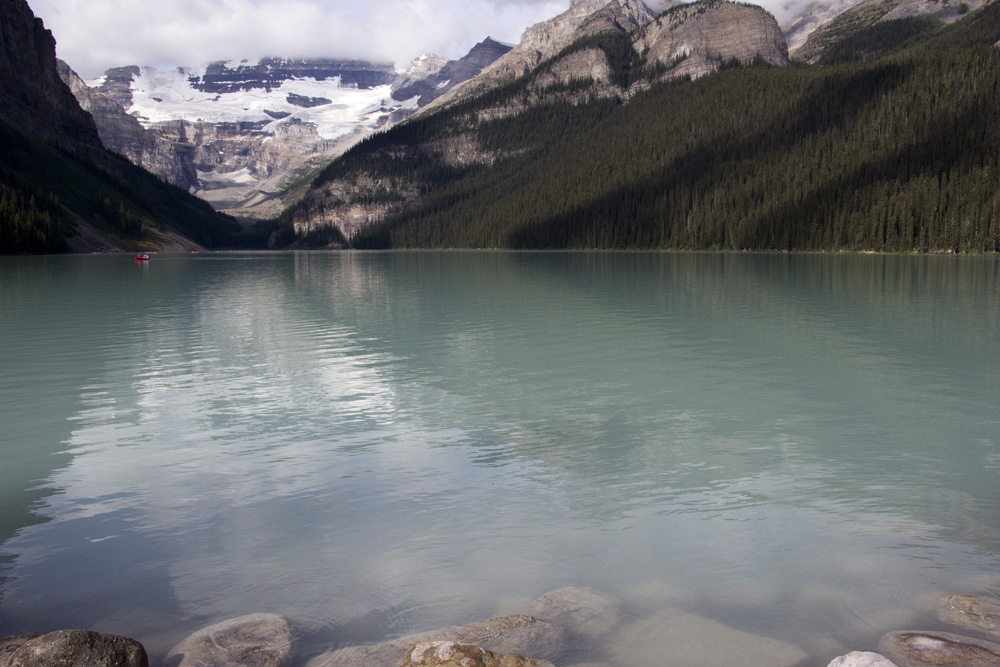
<box><xmin>134</xmin><ymin>253</ymin><xmax>150</xmax><ymax>261</ymax></box>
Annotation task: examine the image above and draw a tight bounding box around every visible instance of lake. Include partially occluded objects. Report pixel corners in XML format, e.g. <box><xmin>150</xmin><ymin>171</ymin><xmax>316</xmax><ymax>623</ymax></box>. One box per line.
<box><xmin>1</xmin><ymin>251</ymin><xmax>998</xmax><ymax>666</ymax></box>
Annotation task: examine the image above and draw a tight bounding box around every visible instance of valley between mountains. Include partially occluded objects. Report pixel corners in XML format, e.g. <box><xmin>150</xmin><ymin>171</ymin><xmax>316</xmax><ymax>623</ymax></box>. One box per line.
<box><xmin>2</xmin><ymin>0</ymin><xmax>999</xmax><ymax>253</ymax></box>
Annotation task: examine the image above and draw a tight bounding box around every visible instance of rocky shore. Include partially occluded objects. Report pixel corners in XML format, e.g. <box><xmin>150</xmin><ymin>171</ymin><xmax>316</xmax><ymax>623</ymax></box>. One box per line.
<box><xmin>2</xmin><ymin>587</ymin><xmax>999</xmax><ymax>667</ymax></box>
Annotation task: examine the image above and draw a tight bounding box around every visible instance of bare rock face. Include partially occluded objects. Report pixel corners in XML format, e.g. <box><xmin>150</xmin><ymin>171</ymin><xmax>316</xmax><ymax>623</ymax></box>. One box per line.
<box><xmin>56</xmin><ymin>60</ymin><xmax>197</xmax><ymax>190</ymax></box>
<box><xmin>2</xmin><ymin>630</ymin><xmax>147</xmax><ymax>667</ymax></box>
<box><xmin>0</xmin><ymin>0</ymin><xmax>105</xmax><ymax>159</ymax></box>
<box><xmin>636</xmin><ymin>0</ymin><xmax>790</xmax><ymax>80</ymax></box>
<box><xmin>306</xmin><ymin>615</ymin><xmax>565</xmax><ymax>667</ymax></box>
<box><xmin>877</xmin><ymin>630</ymin><xmax>1000</xmax><ymax>667</ymax></box>
<box><xmin>828</xmin><ymin>651</ymin><xmax>900</xmax><ymax>667</ymax></box>
<box><xmin>533</xmin><ymin>48</ymin><xmax>614</xmax><ymax>89</ymax></box>
<box><xmin>398</xmin><ymin>641</ymin><xmax>555</xmax><ymax>667</ymax></box>
<box><xmin>164</xmin><ymin>613</ymin><xmax>293</xmax><ymax>667</ymax></box>
<box><xmin>529</xmin><ymin>587</ymin><xmax>621</xmax><ymax>639</ymax></box>
<box><xmin>938</xmin><ymin>594</ymin><xmax>1000</xmax><ymax>640</ymax></box>
<box><xmin>429</xmin><ymin>0</ymin><xmax>656</xmax><ymax>109</ymax></box>
<box><xmin>393</xmin><ymin>39</ymin><xmax>514</xmax><ymax>108</ymax></box>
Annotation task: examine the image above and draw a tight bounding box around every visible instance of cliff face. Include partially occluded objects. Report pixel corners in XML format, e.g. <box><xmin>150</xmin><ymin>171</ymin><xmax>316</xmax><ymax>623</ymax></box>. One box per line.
<box><xmin>637</xmin><ymin>0</ymin><xmax>790</xmax><ymax>78</ymax></box>
<box><xmin>0</xmin><ymin>0</ymin><xmax>104</xmax><ymax>158</ymax></box>
<box><xmin>56</xmin><ymin>61</ymin><xmax>197</xmax><ymax>189</ymax></box>
<box><xmin>189</xmin><ymin>58</ymin><xmax>397</xmax><ymax>93</ymax></box>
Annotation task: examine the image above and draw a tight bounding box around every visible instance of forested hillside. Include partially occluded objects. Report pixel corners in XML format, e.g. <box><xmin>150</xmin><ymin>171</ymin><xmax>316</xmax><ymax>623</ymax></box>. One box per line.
<box><xmin>301</xmin><ymin>0</ymin><xmax>1000</xmax><ymax>252</ymax></box>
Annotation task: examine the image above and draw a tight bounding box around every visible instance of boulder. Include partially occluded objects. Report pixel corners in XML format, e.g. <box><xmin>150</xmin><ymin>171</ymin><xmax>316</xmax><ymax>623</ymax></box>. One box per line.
<box><xmin>306</xmin><ymin>615</ymin><xmax>565</xmax><ymax>667</ymax></box>
<box><xmin>828</xmin><ymin>651</ymin><xmax>899</xmax><ymax>667</ymax></box>
<box><xmin>877</xmin><ymin>630</ymin><xmax>1000</xmax><ymax>667</ymax></box>
<box><xmin>607</xmin><ymin>607</ymin><xmax>808</xmax><ymax>667</ymax></box>
<box><xmin>3</xmin><ymin>630</ymin><xmax>147</xmax><ymax>667</ymax></box>
<box><xmin>938</xmin><ymin>594</ymin><xmax>1000</xmax><ymax>640</ymax></box>
<box><xmin>0</xmin><ymin>634</ymin><xmax>40</xmax><ymax>667</ymax></box>
<box><xmin>398</xmin><ymin>641</ymin><xmax>554</xmax><ymax>667</ymax></box>
<box><xmin>164</xmin><ymin>613</ymin><xmax>293</xmax><ymax>667</ymax></box>
<box><xmin>529</xmin><ymin>587</ymin><xmax>620</xmax><ymax>638</ymax></box>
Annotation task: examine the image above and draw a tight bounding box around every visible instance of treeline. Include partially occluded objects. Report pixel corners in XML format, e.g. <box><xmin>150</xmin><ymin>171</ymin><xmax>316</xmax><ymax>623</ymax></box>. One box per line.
<box><xmin>336</xmin><ymin>1</ymin><xmax>1000</xmax><ymax>252</ymax></box>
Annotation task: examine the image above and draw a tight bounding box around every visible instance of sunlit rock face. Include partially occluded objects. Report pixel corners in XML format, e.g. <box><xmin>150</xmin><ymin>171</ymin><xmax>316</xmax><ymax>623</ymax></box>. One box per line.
<box><xmin>636</xmin><ymin>0</ymin><xmax>790</xmax><ymax>80</ymax></box>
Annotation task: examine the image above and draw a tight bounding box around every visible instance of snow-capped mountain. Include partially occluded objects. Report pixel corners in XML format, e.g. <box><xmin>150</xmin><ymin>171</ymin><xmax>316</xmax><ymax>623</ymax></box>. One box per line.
<box><xmin>62</xmin><ymin>52</ymin><xmax>506</xmax><ymax>219</ymax></box>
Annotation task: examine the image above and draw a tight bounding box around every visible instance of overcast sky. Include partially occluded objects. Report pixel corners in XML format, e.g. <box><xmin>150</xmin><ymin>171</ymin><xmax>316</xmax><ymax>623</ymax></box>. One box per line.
<box><xmin>27</xmin><ymin>0</ymin><xmax>572</xmax><ymax>79</ymax></box>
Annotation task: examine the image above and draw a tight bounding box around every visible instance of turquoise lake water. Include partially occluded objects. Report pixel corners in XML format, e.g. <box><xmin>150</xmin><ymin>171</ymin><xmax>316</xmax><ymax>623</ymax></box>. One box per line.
<box><xmin>1</xmin><ymin>251</ymin><xmax>998</xmax><ymax>665</ymax></box>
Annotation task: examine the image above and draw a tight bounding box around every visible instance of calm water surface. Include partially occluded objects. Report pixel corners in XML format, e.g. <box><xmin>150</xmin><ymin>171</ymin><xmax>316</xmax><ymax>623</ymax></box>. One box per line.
<box><xmin>1</xmin><ymin>251</ymin><xmax>998</xmax><ymax>665</ymax></box>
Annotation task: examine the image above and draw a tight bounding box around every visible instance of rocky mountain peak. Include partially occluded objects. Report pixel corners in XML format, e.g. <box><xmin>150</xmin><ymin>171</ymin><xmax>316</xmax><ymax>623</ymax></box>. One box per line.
<box><xmin>637</xmin><ymin>0</ymin><xmax>789</xmax><ymax>79</ymax></box>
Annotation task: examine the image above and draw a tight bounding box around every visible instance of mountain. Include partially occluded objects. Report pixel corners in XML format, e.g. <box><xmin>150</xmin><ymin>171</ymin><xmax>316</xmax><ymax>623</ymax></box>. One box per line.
<box><xmin>392</xmin><ymin>38</ymin><xmax>514</xmax><ymax>108</ymax></box>
<box><xmin>0</xmin><ymin>0</ymin><xmax>242</xmax><ymax>254</ymax></box>
<box><xmin>426</xmin><ymin>0</ymin><xmax>659</xmax><ymax>111</ymax></box>
<box><xmin>789</xmin><ymin>0</ymin><xmax>991</xmax><ymax>59</ymax></box>
<box><xmin>60</xmin><ymin>44</ymin><xmax>513</xmax><ymax>221</ymax></box>
<box><xmin>285</xmin><ymin>0</ymin><xmax>1000</xmax><ymax>253</ymax></box>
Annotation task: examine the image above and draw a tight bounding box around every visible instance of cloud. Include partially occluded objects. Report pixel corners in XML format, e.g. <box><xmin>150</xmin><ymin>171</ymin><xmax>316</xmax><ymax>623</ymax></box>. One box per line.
<box><xmin>27</xmin><ymin>0</ymin><xmax>568</xmax><ymax>79</ymax></box>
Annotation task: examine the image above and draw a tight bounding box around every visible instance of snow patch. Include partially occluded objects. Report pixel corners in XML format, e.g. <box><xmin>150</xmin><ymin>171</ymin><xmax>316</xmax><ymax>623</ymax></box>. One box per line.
<box><xmin>127</xmin><ymin>66</ymin><xmax>400</xmax><ymax>140</ymax></box>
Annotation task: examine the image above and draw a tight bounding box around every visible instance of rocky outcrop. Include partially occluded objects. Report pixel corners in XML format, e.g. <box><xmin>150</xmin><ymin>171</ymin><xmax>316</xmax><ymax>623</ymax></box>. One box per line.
<box><xmin>56</xmin><ymin>60</ymin><xmax>197</xmax><ymax>189</ymax></box>
<box><xmin>636</xmin><ymin>0</ymin><xmax>790</xmax><ymax>79</ymax></box>
<box><xmin>305</xmin><ymin>615</ymin><xmax>565</xmax><ymax>667</ymax></box>
<box><xmin>877</xmin><ymin>631</ymin><xmax>1000</xmax><ymax>667</ymax></box>
<box><xmin>427</xmin><ymin>0</ymin><xmax>657</xmax><ymax>110</ymax></box>
<box><xmin>393</xmin><ymin>39</ymin><xmax>514</xmax><ymax>108</ymax></box>
<box><xmin>1</xmin><ymin>630</ymin><xmax>147</xmax><ymax>667</ymax></box>
<box><xmin>399</xmin><ymin>641</ymin><xmax>555</xmax><ymax>667</ymax></box>
<box><xmin>165</xmin><ymin>613</ymin><xmax>293</xmax><ymax>667</ymax></box>
<box><xmin>0</xmin><ymin>0</ymin><xmax>105</xmax><ymax>159</ymax></box>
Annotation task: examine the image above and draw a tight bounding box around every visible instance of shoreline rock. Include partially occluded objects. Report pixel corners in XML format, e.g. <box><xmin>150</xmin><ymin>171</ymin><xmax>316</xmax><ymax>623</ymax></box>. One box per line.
<box><xmin>877</xmin><ymin>630</ymin><xmax>1000</xmax><ymax>667</ymax></box>
<box><xmin>1</xmin><ymin>629</ymin><xmax>147</xmax><ymax>667</ymax></box>
<box><xmin>164</xmin><ymin>613</ymin><xmax>293</xmax><ymax>667</ymax></box>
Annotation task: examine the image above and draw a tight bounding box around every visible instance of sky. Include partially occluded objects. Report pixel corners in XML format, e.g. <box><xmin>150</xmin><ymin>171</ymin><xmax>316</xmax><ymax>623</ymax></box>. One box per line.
<box><xmin>27</xmin><ymin>0</ymin><xmax>571</xmax><ymax>79</ymax></box>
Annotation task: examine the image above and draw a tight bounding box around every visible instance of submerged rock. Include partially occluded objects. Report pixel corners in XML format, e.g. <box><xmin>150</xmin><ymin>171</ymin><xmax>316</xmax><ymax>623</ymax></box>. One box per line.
<box><xmin>938</xmin><ymin>594</ymin><xmax>1000</xmax><ymax>640</ymax></box>
<box><xmin>2</xmin><ymin>630</ymin><xmax>147</xmax><ymax>667</ymax></box>
<box><xmin>306</xmin><ymin>615</ymin><xmax>565</xmax><ymax>667</ymax></box>
<box><xmin>529</xmin><ymin>587</ymin><xmax>620</xmax><ymax>639</ymax></box>
<box><xmin>165</xmin><ymin>613</ymin><xmax>293</xmax><ymax>667</ymax></box>
<box><xmin>607</xmin><ymin>607</ymin><xmax>808</xmax><ymax>667</ymax></box>
<box><xmin>399</xmin><ymin>641</ymin><xmax>554</xmax><ymax>667</ymax></box>
<box><xmin>877</xmin><ymin>630</ymin><xmax>1000</xmax><ymax>667</ymax></box>
<box><xmin>828</xmin><ymin>651</ymin><xmax>899</xmax><ymax>667</ymax></box>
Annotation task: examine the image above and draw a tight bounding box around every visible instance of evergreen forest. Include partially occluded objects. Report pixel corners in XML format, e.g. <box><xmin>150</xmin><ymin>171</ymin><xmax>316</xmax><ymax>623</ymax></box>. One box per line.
<box><xmin>0</xmin><ymin>116</ymin><xmax>242</xmax><ymax>255</ymax></box>
<box><xmin>312</xmin><ymin>1</ymin><xmax>1000</xmax><ymax>252</ymax></box>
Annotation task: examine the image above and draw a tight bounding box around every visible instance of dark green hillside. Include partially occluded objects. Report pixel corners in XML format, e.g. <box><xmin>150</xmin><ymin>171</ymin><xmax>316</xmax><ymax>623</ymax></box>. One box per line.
<box><xmin>0</xmin><ymin>117</ymin><xmax>243</xmax><ymax>254</ymax></box>
<box><xmin>326</xmin><ymin>1</ymin><xmax>1000</xmax><ymax>252</ymax></box>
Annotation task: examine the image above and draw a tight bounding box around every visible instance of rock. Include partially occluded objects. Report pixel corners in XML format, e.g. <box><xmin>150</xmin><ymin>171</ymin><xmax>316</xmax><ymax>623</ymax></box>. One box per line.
<box><xmin>0</xmin><ymin>634</ymin><xmax>40</xmax><ymax>667</ymax></box>
<box><xmin>306</xmin><ymin>615</ymin><xmax>565</xmax><ymax>667</ymax></box>
<box><xmin>938</xmin><ymin>594</ymin><xmax>1000</xmax><ymax>640</ymax></box>
<box><xmin>3</xmin><ymin>630</ymin><xmax>147</xmax><ymax>667</ymax></box>
<box><xmin>635</xmin><ymin>0</ymin><xmax>790</xmax><ymax>81</ymax></box>
<box><xmin>164</xmin><ymin>613</ymin><xmax>293</xmax><ymax>667</ymax></box>
<box><xmin>529</xmin><ymin>587</ymin><xmax>620</xmax><ymax>638</ymax></box>
<box><xmin>607</xmin><ymin>607</ymin><xmax>808</xmax><ymax>667</ymax></box>
<box><xmin>877</xmin><ymin>630</ymin><xmax>1000</xmax><ymax>667</ymax></box>
<box><xmin>828</xmin><ymin>651</ymin><xmax>900</xmax><ymax>667</ymax></box>
<box><xmin>398</xmin><ymin>641</ymin><xmax>554</xmax><ymax>667</ymax></box>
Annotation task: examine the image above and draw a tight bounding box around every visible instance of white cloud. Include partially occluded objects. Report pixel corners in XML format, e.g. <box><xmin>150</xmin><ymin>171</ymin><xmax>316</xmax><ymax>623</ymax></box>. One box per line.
<box><xmin>27</xmin><ymin>0</ymin><xmax>568</xmax><ymax>78</ymax></box>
